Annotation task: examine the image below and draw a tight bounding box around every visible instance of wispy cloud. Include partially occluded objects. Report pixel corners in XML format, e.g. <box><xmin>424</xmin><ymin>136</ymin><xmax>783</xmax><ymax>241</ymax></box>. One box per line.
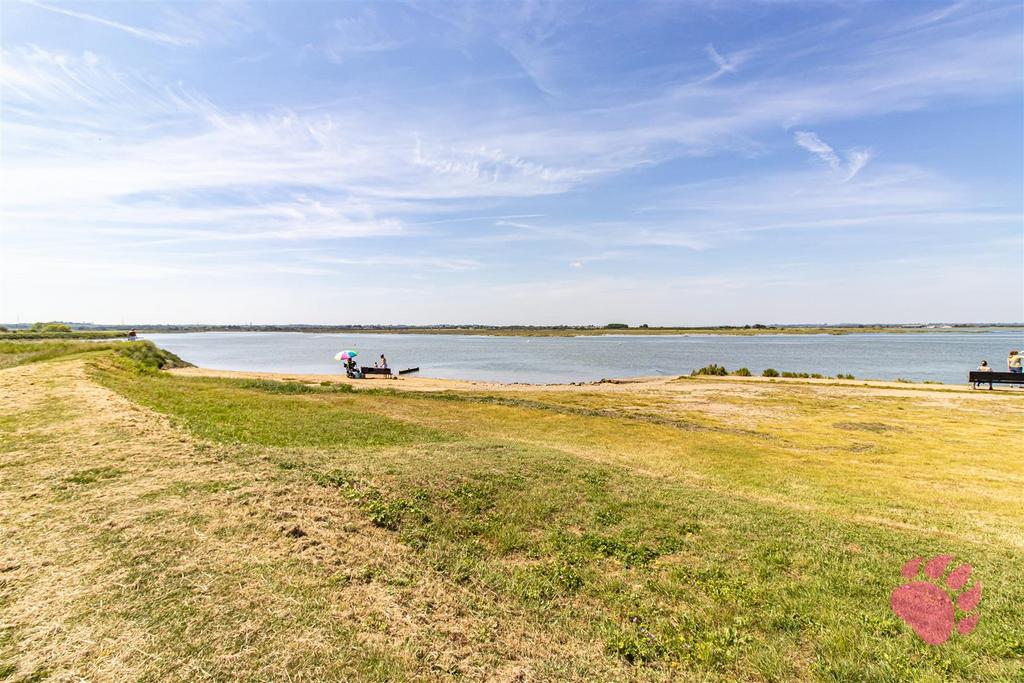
<box><xmin>24</xmin><ymin>1</ymin><xmax>196</xmax><ymax>46</ymax></box>
<box><xmin>311</xmin><ymin>255</ymin><xmax>481</xmax><ymax>271</ymax></box>
<box><xmin>322</xmin><ymin>12</ymin><xmax>408</xmax><ymax>63</ymax></box>
<box><xmin>702</xmin><ymin>43</ymin><xmax>747</xmax><ymax>82</ymax></box>
<box><xmin>794</xmin><ymin>131</ymin><xmax>872</xmax><ymax>181</ymax></box>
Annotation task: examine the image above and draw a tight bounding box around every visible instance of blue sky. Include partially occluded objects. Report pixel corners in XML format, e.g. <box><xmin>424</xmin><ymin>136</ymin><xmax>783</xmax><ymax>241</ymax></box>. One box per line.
<box><xmin>1</xmin><ymin>0</ymin><xmax>1021</xmax><ymax>325</ymax></box>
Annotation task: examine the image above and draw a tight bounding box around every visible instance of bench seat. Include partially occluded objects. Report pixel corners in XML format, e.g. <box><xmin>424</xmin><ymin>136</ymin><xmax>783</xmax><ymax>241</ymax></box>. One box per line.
<box><xmin>361</xmin><ymin>366</ymin><xmax>394</xmax><ymax>377</ymax></box>
<box><xmin>968</xmin><ymin>371</ymin><xmax>1024</xmax><ymax>386</ymax></box>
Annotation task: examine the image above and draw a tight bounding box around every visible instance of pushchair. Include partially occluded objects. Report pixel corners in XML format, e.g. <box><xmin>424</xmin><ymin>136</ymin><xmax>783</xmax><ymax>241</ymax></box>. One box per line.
<box><xmin>344</xmin><ymin>358</ymin><xmax>363</xmax><ymax>379</ymax></box>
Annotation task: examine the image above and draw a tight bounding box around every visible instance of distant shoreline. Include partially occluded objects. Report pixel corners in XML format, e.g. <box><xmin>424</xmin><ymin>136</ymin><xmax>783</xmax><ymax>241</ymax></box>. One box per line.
<box><xmin>68</xmin><ymin>324</ymin><xmax>1024</xmax><ymax>337</ymax></box>
<box><xmin>4</xmin><ymin>324</ymin><xmax>1021</xmax><ymax>341</ymax></box>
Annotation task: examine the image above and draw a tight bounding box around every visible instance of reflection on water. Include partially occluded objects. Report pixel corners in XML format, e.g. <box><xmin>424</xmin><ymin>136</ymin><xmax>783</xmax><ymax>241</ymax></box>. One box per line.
<box><xmin>141</xmin><ymin>330</ymin><xmax>1023</xmax><ymax>385</ymax></box>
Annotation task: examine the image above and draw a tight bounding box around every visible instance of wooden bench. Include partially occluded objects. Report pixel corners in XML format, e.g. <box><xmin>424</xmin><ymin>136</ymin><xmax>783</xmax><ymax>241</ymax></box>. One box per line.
<box><xmin>361</xmin><ymin>366</ymin><xmax>394</xmax><ymax>378</ymax></box>
<box><xmin>969</xmin><ymin>371</ymin><xmax>1024</xmax><ymax>388</ymax></box>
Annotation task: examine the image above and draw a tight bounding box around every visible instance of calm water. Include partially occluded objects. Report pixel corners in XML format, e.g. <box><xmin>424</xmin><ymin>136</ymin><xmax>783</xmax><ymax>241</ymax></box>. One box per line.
<box><xmin>141</xmin><ymin>329</ymin><xmax>1023</xmax><ymax>385</ymax></box>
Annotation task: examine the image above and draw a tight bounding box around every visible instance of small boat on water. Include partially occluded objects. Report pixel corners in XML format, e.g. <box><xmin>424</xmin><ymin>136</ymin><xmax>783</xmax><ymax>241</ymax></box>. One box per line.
<box><xmin>398</xmin><ymin>367</ymin><xmax>419</xmax><ymax>375</ymax></box>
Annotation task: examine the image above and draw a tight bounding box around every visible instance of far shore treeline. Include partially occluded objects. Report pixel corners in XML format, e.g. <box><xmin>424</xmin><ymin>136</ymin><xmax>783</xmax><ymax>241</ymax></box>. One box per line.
<box><xmin>2</xmin><ymin>321</ymin><xmax>1022</xmax><ymax>340</ymax></box>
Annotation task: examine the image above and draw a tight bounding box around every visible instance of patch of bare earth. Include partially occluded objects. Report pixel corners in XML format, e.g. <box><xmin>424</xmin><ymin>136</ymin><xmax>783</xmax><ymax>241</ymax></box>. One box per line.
<box><xmin>0</xmin><ymin>361</ymin><xmax>650</xmax><ymax>681</ymax></box>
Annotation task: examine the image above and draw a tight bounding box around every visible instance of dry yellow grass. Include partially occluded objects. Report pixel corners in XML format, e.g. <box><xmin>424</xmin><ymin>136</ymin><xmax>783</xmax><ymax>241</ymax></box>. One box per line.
<box><xmin>2</xmin><ymin>354</ymin><xmax>1022</xmax><ymax>681</ymax></box>
<box><xmin>0</xmin><ymin>361</ymin><xmax>651</xmax><ymax>680</ymax></box>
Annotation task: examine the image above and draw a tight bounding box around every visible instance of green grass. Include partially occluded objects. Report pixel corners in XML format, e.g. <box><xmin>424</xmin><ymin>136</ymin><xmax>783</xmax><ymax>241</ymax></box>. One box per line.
<box><xmin>95</xmin><ymin>363</ymin><xmax>441</xmax><ymax>448</ymax></box>
<box><xmin>87</xmin><ymin>360</ymin><xmax>1024</xmax><ymax>679</ymax></box>
<box><xmin>3</xmin><ymin>349</ymin><xmax>1023</xmax><ymax>680</ymax></box>
<box><xmin>0</xmin><ymin>339</ymin><xmax>187</xmax><ymax>370</ymax></box>
<box><xmin>64</xmin><ymin>466</ymin><xmax>124</xmax><ymax>485</ymax></box>
<box><xmin>0</xmin><ymin>330</ymin><xmax>129</xmax><ymax>340</ymax></box>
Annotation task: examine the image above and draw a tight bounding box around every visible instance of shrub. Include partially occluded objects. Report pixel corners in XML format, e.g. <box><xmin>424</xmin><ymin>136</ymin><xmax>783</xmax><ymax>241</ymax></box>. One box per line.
<box><xmin>605</xmin><ymin>323</ymin><xmax>629</xmax><ymax>329</ymax></box>
<box><xmin>31</xmin><ymin>322</ymin><xmax>73</xmax><ymax>333</ymax></box>
<box><xmin>692</xmin><ymin>363</ymin><xmax>728</xmax><ymax>376</ymax></box>
<box><xmin>762</xmin><ymin>368</ymin><xmax>779</xmax><ymax>377</ymax></box>
<box><xmin>115</xmin><ymin>341</ymin><xmax>190</xmax><ymax>370</ymax></box>
<box><xmin>837</xmin><ymin>373</ymin><xmax>856</xmax><ymax>380</ymax></box>
<box><xmin>733</xmin><ymin>367</ymin><xmax>752</xmax><ymax>376</ymax></box>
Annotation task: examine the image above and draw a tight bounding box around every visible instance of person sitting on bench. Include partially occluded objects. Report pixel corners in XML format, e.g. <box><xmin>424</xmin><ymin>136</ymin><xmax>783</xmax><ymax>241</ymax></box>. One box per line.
<box><xmin>975</xmin><ymin>360</ymin><xmax>993</xmax><ymax>390</ymax></box>
<box><xmin>377</xmin><ymin>354</ymin><xmax>388</xmax><ymax>369</ymax></box>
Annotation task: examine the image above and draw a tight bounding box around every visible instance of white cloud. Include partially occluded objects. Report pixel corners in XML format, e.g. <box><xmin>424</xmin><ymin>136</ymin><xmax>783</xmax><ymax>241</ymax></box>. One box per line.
<box><xmin>794</xmin><ymin>131</ymin><xmax>873</xmax><ymax>181</ymax></box>
<box><xmin>703</xmin><ymin>43</ymin><xmax>749</xmax><ymax>82</ymax></box>
<box><xmin>24</xmin><ymin>1</ymin><xmax>196</xmax><ymax>46</ymax></box>
<box><xmin>323</xmin><ymin>13</ymin><xmax>408</xmax><ymax>63</ymax></box>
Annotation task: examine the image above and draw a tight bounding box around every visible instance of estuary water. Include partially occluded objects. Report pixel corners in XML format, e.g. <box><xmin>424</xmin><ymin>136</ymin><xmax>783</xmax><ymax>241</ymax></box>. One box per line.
<box><xmin>141</xmin><ymin>329</ymin><xmax>1023</xmax><ymax>385</ymax></box>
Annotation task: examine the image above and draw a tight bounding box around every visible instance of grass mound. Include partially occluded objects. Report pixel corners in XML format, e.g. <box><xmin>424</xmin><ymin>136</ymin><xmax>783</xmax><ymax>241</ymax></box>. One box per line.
<box><xmin>114</xmin><ymin>341</ymin><xmax>190</xmax><ymax>370</ymax></box>
<box><xmin>0</xmin><ymin>339</ymin><xmax>189</xmax><ymax>371</ymax></box>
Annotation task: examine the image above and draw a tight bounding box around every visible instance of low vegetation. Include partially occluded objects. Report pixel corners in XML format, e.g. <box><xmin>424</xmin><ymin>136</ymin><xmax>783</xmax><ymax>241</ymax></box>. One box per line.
<box><xmin>0</xmin><ymin>322</ymin><xmax>129</xmax><ymax>340</ymax></box>
<box><xmin>0</xmin><ymin>344</ymin><xmax>1021</xmax><ymax>681</ymax></box>
<box><xmin>691</xmin><ymin>364</ymin><xmax>846</xmax><ymax>380</ymax></box>
<box><xmin>690</xmin><ymin>363</ymin><xmax>729</xmax><ymax>376</ymax></box>
<box><xmin>0</xmin><ymin>339</ymin><xmax>187</xmax><ymax>371</ymax></box>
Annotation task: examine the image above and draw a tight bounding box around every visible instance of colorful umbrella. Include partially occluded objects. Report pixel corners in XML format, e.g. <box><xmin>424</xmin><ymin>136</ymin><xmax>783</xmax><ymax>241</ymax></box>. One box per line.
<box><xmin>334</xmin><ymin>350</ymin><xmax>358</xmax><ymax>361</ymax></box>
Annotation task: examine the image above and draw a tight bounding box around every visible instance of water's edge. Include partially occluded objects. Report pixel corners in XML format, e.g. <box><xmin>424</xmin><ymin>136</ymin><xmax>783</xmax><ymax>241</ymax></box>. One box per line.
<box><xmin>142</xmin><ymin>330</ymin><xmax>1023</xmax><ymax>385</ymax></box>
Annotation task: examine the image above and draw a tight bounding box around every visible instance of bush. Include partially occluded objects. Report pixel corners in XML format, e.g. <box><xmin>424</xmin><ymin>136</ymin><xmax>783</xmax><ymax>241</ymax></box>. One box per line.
<box><xmin>115</xmin><ymin>341</ymin><xmax>190</xmax><ymax>371</ymax></box>
<box><xmin>692</xmin><ymin>363</ymin><xmax>728</xmax><ymax>376</ymax></box>
<box><xmin>837</xmin><ymin>373</ymin><xmax>855</xmax><ymax>380</ymax></box>
<box><xmin>762</xmin><ymin>368</ymin><xmax>779</xmax><ymax>377</ymax></box>
<box><xmin>605</xmin><ymin>323</ymin><xmax>629</xmax><ymax>329</ymax></box>
<box><xmin>733</xmin><ymin>367</ymin><xmax>752</xmax><ymax>376</ymax></box>
<box><xmin>31</xmin><ymin>322</ymin><xmax>73</xmax><ymax>333</ymax></box>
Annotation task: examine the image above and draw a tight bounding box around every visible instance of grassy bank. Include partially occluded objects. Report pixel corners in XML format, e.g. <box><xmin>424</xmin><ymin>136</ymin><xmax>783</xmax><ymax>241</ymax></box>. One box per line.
<box><xmin>0</xmin><ymin>339</ymin><xmax>188</xmax><ymax>371</ymax></box>
<box><xmin>1</xmin><ymin>344</ymin><xmax>1021</xmax><ymax>681</ymax></box>
<box><xmin>0</xmin><ymin>330</ymin><xmax>129</xmax><ymax>341</ymax></box>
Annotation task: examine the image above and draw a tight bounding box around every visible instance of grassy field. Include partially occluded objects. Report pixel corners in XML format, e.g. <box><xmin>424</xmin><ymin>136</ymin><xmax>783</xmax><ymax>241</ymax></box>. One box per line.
<box><xmin>1</xmin><ymin>343</ymin><xmax>1022</xmax><ymax>681</ymax></box>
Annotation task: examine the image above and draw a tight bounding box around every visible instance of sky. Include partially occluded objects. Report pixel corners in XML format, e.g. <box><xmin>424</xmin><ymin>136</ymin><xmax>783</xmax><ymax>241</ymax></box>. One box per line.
<box><xmin>1</xmin><ymin>0</ymin><xmax>1022</xmax><ymax>326</ymax></box>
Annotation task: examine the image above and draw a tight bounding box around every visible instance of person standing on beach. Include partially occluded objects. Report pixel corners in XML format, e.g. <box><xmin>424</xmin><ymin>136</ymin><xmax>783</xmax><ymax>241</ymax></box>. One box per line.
<box><xmin>1008</xmin><ymin>350</ymin><xmax>1022</xmax><ymax>374</ymax></box>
